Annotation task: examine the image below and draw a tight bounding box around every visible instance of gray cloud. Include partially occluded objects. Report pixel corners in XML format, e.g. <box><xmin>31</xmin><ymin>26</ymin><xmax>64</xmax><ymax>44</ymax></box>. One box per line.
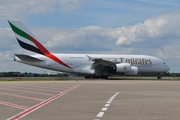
<box><xmin>115</xmin><ymin>10</ymin><xmax>180</xmax><ymax>46</ymax></box>
<box><xmin>32</xmin><ymin>26</ymin><xmax>118</xmax><ymax>52</ymax></box>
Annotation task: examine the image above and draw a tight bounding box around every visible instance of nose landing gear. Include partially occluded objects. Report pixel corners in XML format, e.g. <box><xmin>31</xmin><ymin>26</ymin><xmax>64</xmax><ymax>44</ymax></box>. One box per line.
<box><xmin>157</xmin><ymin>73</ymin><xmax>162</xmax><ymax>80</ymax></box>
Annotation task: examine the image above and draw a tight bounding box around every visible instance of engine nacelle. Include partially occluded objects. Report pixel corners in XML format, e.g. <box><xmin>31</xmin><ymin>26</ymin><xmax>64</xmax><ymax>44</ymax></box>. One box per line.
<box><xmin>115</xmin><ymin>63</ymin><xmax>131</xmax><ymax>73</ymax></box>
<box><xmin>125</xmin><ymin>66</ymin><xmax>138</xmax><ymax>75</ymax></box>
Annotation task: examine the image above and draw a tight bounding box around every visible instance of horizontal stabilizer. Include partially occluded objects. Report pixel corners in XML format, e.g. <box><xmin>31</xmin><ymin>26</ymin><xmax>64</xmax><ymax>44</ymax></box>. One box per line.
<box><xmin>15</xmin><ymin>54</ymin><xmax>44</xmax><ymax>62</ymax></box>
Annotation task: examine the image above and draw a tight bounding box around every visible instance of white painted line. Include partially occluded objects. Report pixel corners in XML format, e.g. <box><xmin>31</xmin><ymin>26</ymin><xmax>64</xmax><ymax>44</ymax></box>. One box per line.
<box><xmin>97</xmin><ymin>112</ymin><xmax>104</xmax><ymax>117</ymax></box>
<box><xmin>110</xmin><ymin>96</ymin><xmax>115</xmax><ymax>99</ymax></box>
<box><xmin>109</xmin><ymin>97</ymin><xmax>114</xmax><ymax>99</ymax></box>
<box><xmin>101</xmin><ymin>107</ymin><xmax>108</xmax><ymax>111</ymax></box>
<box><xmin>105</xmin><ymin>104</ymin><xmax>110</xmax><ymax>107</ymax></box>
<box><xmin>95</xmin><ymin>92</ymin><xmax>119</xmax><ymax>120</ymax></box>
<box><xmin>109</xmin><ymin>98</ymin><xmax>114</xmax><ymax>101</ymax></box>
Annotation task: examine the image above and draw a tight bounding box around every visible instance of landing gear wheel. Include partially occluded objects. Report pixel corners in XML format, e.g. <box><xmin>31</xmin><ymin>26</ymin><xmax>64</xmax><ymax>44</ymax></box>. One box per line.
<box><xmin>85</xmin><ymin>75</ymin><xmax>108</xmax><ymax>79</ymax></box>
<box><xmin>85</xmin><ymin>76</ymin><xmax>90</xmax><ymax>79</ymax></box>
<box><xmin>100</xmin><ymin>76</ymin><xmax>108</xmax><ymax>79</ymax></box>
<box><xmin>157</xmin><ymin>76</ymin><xmax>162</xmax><ymax>80</ymax></box>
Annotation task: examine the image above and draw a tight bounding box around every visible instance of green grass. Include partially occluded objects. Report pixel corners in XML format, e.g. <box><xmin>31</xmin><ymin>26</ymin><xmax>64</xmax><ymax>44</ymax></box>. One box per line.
<box><xmin>108</xmin><ymin>76</ymin><xmax>180</xmax><ymax>80</ymax></box>
<box><xmin>0</xmin><ymin>77</ymin><xmax>85</xmax><ymax>81</ymax></box>
<box><xmin>0</xmin><ymin>77</ymin><xmax>180</xmax><ymax>81</ymax></box>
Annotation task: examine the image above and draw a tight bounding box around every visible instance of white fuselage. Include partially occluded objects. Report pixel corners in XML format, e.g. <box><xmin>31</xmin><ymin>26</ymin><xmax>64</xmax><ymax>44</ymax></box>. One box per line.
<box><xmin>14</xmin><ymin>53</ymin><xmax>170</xmax><ymax>75</ymax></box>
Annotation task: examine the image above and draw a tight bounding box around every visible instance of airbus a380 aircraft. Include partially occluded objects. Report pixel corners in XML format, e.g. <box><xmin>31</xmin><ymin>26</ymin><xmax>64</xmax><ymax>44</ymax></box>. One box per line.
<box><xmin>8</xmin><ymin>20</ymin><xmax>170</xmax><ymax>79</ymax></box>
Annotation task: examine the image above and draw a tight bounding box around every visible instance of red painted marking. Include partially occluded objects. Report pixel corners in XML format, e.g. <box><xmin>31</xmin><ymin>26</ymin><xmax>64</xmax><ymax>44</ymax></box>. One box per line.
<box><xmin>0</xmin><ymin>87</ymin><xmax>53</xmax><ymax>96</ymax></box>
<box><xmin>7</xmin><ymin>84</ymin><xmax>81</xmax><ymax>120</ymax></box>
<box><xmin>32</xmin><ymin>85</ymin><xmax>73</xmax><ymax>90</ymax></box>
<box><xmin>0</xmin><ymin>100</ymin><xmax>29</xmax><ymax>110</ymax></box>
<box><xmin>5</xmin><ymin>85</ymin><xmax>61</xmax><ymax>93</ymax></box>
<box><xmin>32</xmin><ymin>85</ymin><xmax>77</xmax><ymax>91</ymax></box>
<box><xmin>0</xmin><ymin>92</ymin><xmax>44</xmax><ymax>101</ymax></box>
<box><xmin>27</xmin><ymin>34</ymin><xmax>71</xmax><ymax>69</ymax></box>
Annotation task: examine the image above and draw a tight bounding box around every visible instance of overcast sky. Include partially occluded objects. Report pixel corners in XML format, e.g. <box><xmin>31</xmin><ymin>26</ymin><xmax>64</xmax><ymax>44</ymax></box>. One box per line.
<box><xmin>0</xmin><ymin>0</ymin><xmax>180</xmax><ymax>73</ymax></box>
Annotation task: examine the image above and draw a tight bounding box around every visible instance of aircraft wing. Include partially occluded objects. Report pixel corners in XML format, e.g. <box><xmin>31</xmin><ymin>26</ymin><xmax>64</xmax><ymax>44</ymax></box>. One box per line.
<box><xmin>15</xmin><ymin>54</ymin><xmax>44</xmax><ymax>62</ymax></box>
<box><xmin>87</xmin><ymin>55</ymin><xmax>118</xmax><ymax>65</ymax></box>
<box><xmin>87</xmin><ymin>55</ymin><xmax>117</xmax><ymax>74</ymax></box>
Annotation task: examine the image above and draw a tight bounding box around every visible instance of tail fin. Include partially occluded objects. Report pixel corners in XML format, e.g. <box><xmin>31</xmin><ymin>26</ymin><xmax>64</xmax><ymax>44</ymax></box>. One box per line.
<box><xmin>8</xmin><ymin>20</ymin><xmax>71</xmax><ymax>69</ymax></box>
<box><xmin>8</xmin><ymin>20</ymin><xmax>47</xmax><ymax>55</ymax></box>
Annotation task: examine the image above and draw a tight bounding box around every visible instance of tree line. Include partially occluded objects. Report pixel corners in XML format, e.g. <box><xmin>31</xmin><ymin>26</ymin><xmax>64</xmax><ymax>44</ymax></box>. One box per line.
<box><xmin>0</xmin><ymin>71</ymin><xmax>180</xmax><ymax>77</ymax></box>
<box><xmin>0</xmin><ymin>72</ymin><xmax>69</xmax><ymax>77</ymax></box>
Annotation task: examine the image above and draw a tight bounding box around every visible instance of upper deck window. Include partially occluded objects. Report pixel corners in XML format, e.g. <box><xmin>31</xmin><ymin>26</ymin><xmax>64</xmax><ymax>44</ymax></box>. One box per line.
<box><xmin>70</xmin><ymin>57</ymin><xmax>84</xmax><ymax>59</ymax></box>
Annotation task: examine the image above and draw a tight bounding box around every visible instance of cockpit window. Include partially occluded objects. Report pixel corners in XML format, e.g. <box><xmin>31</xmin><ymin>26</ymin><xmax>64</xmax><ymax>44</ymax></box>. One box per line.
<box><xmin>164</xmin><ymin>63</ymin><xmax>166</xmax><ymax>64</ymax></box>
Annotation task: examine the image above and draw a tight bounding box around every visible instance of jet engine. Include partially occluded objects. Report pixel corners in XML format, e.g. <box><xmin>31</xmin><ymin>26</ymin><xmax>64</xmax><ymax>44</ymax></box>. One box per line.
<box><xmin>125</xmin><ymin>66</ymin><xmax>138</xmax><ymax>75</ymax></box>
<box><xmin>115</xmin><ymin>63</ymin><xmax>131</xmax><ymax>73</ymax></box>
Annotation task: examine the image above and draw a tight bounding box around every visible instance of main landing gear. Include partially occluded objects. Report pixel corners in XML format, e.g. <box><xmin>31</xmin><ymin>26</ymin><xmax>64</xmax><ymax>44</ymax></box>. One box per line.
<box><xmin>85</xmin><ymin>75</ymin><xmax>108</xmax><ymax>79</ymax></box>
<box><xmin>157</xmin><ymin>73</ymin><xmax>162</xmax><ymax>80</ymax></box>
